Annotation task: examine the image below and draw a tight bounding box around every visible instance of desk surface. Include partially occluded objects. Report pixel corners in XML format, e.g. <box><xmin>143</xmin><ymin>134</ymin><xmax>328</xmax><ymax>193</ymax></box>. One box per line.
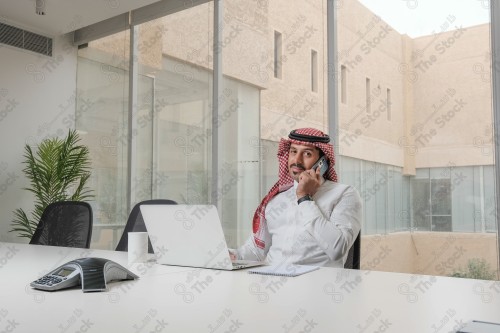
<box><xmin>1</xmin><ymin>242</ymin><xmax>499</xmax><ymax>333</ymax></box>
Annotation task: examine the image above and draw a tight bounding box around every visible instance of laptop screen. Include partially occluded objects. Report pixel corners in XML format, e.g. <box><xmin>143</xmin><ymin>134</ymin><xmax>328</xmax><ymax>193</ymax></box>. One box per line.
<box><xmin>140</xmin><ymin>204</ymin><xmax>233</xmax><ymax>270</ymax></box>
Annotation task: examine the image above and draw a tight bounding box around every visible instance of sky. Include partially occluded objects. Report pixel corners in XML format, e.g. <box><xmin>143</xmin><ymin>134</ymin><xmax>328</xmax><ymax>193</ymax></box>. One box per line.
<box><xmin>357</xmin><ymin>0</ymin><xmax>490</xmax><ymax>37</ymax></box>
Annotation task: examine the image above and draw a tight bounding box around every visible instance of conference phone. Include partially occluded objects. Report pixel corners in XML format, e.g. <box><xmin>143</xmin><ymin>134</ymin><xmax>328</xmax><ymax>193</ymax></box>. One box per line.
<box><xmin>30</xmin><ymin>257</ymin><xmax>138</xmax><ymax>292</ymax></box>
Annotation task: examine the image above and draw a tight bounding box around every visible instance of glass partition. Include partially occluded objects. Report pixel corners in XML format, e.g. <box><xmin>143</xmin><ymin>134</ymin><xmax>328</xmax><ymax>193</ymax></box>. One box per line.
<box><xmin>74</xmin><ymin>0</ymin><xmax>499</xmax><ymax>279</ymax></box>
<box><xmin>337</xmin><ymin>0</ymin><xmax>498</xmax><ymax>278</ymax></box>
<box><xmin>76</xmin><ymin>31</ymin><xmax>131</xmax><ymax>249</ymax></box>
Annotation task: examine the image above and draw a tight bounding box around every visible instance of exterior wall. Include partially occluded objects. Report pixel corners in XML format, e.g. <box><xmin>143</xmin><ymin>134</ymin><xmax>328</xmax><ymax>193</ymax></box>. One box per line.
<box><xmin>159</xmin><ymin>1</ymin><xmax>272</xmax><ymax>90</ymax></box>
<box><xmin>337</xmin><ymin>0</ymin><xmax>406</xmax><ymax>168</ymax></box>
<box><xmin>95</xmin><ymin>0</ymin><xmax>492</xmax><ymax>173</ymax></box>
<box><xmin>261</xmin><ymin>1</ymin><xmax>328</xmax><ymax>140</ymax></box>
<box><xmin>361</xmin><ymin>233</ymin><xmax>415</xmax><ymax>274</ymax></box>
<box><xmin>160</xmin><ymin>3</ymin><xmax>213</xmax><ymax>71</ymax></box>
<box><xmin>401</xmin><ymin>34</ymin><xmax>416</xmax><ymax>175</ymax></box>
<box><xmin>413</xmin><ymin>232</ymin><xmax>498</xmax><ymax>276</ymax></box>
<box><xmin>410</xmin><ymin>24</ymin><xmax>492</xmax><ymax>169</ymax></box>
<box><xmin>361</xmin><ymin>232</ymin><xmax>499</xmax><ymax>277</ymax></box>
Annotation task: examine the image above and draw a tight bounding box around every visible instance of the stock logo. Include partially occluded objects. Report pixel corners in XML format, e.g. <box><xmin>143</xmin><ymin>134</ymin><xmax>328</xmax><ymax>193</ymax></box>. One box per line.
<box><xmin>0</xmin><ymin>99</ymin><xmax>19</xmax><ymax>122</ymax></box>
<box><xmin>0</xmin><ymin>246</ymin><xmax>19</xmax><ymax>268</ymax></box>
<box><xmin>286</xmin><ymin>26</ymin><xmax>318</xmax><ymax>55</ymax></box>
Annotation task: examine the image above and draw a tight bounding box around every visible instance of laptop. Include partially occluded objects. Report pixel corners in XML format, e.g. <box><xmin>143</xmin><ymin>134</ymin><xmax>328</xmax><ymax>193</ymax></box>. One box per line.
<box><xmin>140</xmin><ymin>204</ymin><xmax>264</xmax><ymax>270</ymax></box>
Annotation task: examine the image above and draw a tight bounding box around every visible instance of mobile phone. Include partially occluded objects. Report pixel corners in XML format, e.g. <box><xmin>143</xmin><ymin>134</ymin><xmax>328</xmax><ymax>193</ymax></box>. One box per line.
<box><xmin>312</xmin><ymin>156</ymin><xmax>328</xmax><ymax>177</ymax></box>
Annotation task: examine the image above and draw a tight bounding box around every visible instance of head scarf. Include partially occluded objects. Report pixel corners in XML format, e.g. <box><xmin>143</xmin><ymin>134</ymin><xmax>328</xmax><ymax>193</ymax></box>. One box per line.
<box><xmin>252</xmin><ymin>128</ymin><xmax>337</xmax><ymax>249</ymax></box>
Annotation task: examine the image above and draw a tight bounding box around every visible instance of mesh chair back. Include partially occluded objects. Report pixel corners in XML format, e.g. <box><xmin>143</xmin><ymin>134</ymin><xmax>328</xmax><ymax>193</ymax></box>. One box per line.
<box><xmin>29</xmin><ymin>201</ymin><xmax>93</xmax><ymax>248</ymax></box>
<box><xmin>115</xmin><ymin>199</ymin><xmax>177</xmax><ymax>253</ymax></box>
<box><xmin>344</xmin><ymin>232</ymin><xmax>361</xmax><ymax>269</ymax></box>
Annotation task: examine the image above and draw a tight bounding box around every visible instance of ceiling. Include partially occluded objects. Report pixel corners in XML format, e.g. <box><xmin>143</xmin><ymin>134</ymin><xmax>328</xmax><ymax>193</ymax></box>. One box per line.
<box><xmin>0</xmin><ymin>0</ymin><xmax>161</xmax><ymax>36</ymax></box>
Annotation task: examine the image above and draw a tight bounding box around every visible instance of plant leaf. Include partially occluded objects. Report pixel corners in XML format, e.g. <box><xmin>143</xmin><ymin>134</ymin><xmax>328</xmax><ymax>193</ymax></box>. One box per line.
<box><xmin>11</xmin><ymin>129</ymin><xmax>94</xmax><ymax>238</ymax></box>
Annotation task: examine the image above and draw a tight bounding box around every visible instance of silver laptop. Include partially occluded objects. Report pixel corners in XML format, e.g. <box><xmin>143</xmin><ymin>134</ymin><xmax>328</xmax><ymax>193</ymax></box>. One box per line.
<box><xmin>140</xmin><ymin>204</ymin><xmax>264</xmax><ymax>270</ymax></box>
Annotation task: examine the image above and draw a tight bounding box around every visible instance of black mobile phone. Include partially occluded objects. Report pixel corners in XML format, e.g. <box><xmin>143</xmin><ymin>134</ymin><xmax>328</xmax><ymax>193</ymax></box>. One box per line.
<box><xmin>312</xmin><ymin>156</ymin><xmax>328</xmax><ymax>177</ymax></box>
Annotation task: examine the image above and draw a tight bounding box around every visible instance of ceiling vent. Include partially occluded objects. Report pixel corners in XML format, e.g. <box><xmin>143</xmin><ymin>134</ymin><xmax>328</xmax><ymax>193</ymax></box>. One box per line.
<box><xmin>0</xmin><ymin>22</ymin><xmax>52</xmax><ymax>57</ymax></box>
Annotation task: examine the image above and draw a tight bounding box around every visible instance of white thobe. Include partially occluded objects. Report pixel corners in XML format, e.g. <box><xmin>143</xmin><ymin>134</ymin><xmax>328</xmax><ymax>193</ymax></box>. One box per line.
<box><xmin>234</xmin><ymin>180</ymin><xmax>362</xmax><ymax>268</ymax></box>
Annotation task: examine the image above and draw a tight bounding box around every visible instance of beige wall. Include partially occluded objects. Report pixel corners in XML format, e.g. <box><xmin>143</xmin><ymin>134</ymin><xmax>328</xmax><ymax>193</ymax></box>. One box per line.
<box><xmin>261</xmin><ymin>0</ymin><xmax>328</xmax><ymax>140</ymax></box>
<box><xmin>336</xmin><ymin>2</ymin><xmax>492</xmax><ymax>171</ymax></box>
<box><xmin>89</xmin><ymin>0</ymin><xmax>493</xmax><ymax>172</ymax></box>
<box><xmin>410</xmin><ymin>24</ymin><xmax>492</xmax><ymax>169</ymax></box>
<box><xmin>361</xmin><ymin>232</ymin><xmax>499</xmax><ymax>277</ymax></box>
<box><xmin>361</xmin><ymin>232</ymin><xmax>415</xmax><ymax>273</ymax></box>
<box><xmin>337</xmin><ymin>0</ymin><xmax>406</xmax><ymax>168</ymax></box>
<box><xmin>401</xmin><ymin>34</ymin><xmax>416</xmax><ymax>175</ymax></box>
<box><xmin>144</xmin><ymin>0</ymin><xmax>329</xmax><ymax>140</ymax></box>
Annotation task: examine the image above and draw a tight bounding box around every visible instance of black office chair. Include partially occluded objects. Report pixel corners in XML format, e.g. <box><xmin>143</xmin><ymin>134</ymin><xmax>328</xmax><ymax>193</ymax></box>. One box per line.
<box><xmin>29</xmin><ymin>201</ymin><xmax>93</xmax><ymax>248</ymax></box>
<box><xmin>344</xmin><ymin>231</ymin><xmax>361</xmax><ymax>270</ymax></box>
<box><xmin>115</xmin><ymin>199</ymin><xmax>177</xmax><ymax>253</ymax></box>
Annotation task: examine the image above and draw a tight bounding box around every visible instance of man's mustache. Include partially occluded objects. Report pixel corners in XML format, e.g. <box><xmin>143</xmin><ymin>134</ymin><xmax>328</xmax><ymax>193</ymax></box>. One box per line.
<box><xmin>290</xmin><ymin>163</ymin><xmax>306</xmax><ymax>170</ymax></box>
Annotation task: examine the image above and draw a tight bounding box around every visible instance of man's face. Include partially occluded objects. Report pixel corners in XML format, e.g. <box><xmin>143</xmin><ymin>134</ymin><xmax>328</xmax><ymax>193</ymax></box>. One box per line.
<box><xmin>288</xmin><ymin>143</ymin><xmax>321</xmax><ymax>182</ymax></box>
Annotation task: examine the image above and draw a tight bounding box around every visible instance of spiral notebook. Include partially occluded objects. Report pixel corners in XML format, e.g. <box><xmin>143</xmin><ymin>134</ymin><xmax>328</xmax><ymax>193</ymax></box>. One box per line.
<box><xmin>248</xmin><ymin>264</ymin><xmax>319</xmax><ymax>277</ymax></box>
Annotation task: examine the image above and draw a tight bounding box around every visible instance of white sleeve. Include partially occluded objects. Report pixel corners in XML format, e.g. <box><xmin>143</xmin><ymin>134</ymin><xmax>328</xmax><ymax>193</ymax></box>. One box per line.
<box><xmin>230</xmin><ymin>223</ymin><xmax>271</xmax><ymax>262</ymax></box>
<box><xmin>299</xmin><ymin>185</ymin><xmax>362</xmax><ymax>261</ymax></box>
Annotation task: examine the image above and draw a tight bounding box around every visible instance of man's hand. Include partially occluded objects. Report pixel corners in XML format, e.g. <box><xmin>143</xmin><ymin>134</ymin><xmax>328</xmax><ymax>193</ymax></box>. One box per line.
<box><xmin>296</xmin><ymin>167</ymin><xmax>322</xmax><ymax>198</ymax></box>
<box><xmin>229</xmin><ymin>251</ymin><xmax>237</xmax><ymax>260</ymax></box>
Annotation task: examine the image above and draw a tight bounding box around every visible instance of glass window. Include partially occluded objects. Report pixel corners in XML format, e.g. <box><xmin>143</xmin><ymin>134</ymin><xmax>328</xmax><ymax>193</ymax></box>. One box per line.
<box><xmin>365</xmin><ymin>77</ymin><xmax>371</xmax><ymax>113</ymax></box>
<box><xmin>412</xmin><ymin>178</ymin><xmax>431</xmax><ymax>231</ymax></box>
<box><xmin>337</xmin><ymin>0</ymin><xmax>498</xmax><ymax>278</ymax></box>
<box><xmin>76</xmin><ymin>4</ymin><xmax>214</xmax><ymax>249</ymax></box>
<box><xmin>274</xmin><ymin>30</ymin><xmax>282</xmax><ymax>79</ymax></box>
<box><xmin>483</xmin><ymin>166</ymin><xmax>496</xmax><ymax>232</ymax></box>
<box><xmin>386</xmin><ymin>88</ymin><xmax>391</xmax><ymax>121</ymax></box>
<box><xmin>133</xmin><ymin>5</ymin><xmax>214</xmax><ymax>236</ymax></box>
<box><xmin>73</xmin><ymin>0</ymin><xmax>498</xmax><ymax>280</ymax></box>
<box><xmin>341</xmin><ymin>64</ymin><xmax>347</xmax><ymax>104</ymax></box>
<box><xmin>430</xmin><ymin>179</ymin><xmax>452</xmax><ymax>231</ymax></box>
<box><xmin>76</xmin><ymin>31</ymin><xmax>131</xmax><ymax>249</ymax></box>
<box><xmin>311</xmin><ymin>49</ymin><xmax>318</xmax><ymax>92</ymax></box>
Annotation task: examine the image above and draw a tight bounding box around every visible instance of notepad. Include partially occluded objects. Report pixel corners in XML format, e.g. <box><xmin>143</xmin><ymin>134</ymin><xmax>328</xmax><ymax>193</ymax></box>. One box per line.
<box><xmin>248</xmin><ymin>264</ymin><xmax>319</xmax><ymax>277</ymax></box>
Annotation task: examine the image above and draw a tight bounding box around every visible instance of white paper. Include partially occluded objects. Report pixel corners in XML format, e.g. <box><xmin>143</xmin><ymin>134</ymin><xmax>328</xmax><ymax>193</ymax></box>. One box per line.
<box><xmin>248</xmin><ymin>264</ymin><xmax>320</xmax><ymax>277</ymax></box>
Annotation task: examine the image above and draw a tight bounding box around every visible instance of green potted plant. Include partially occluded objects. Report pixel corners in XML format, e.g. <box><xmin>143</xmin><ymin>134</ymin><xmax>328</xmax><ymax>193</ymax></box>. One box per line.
<box><xmin>11</xmin><ymin>129</ymin><xmax>94</xmax><ymax>239</ymax></box>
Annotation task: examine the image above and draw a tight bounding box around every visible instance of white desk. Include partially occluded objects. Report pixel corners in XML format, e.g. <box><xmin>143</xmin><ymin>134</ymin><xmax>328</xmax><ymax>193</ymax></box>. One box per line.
<box><xmin>1</xmin><ymin>242</ymin><xmax>499</xmax><ymax>332</ymax></box>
